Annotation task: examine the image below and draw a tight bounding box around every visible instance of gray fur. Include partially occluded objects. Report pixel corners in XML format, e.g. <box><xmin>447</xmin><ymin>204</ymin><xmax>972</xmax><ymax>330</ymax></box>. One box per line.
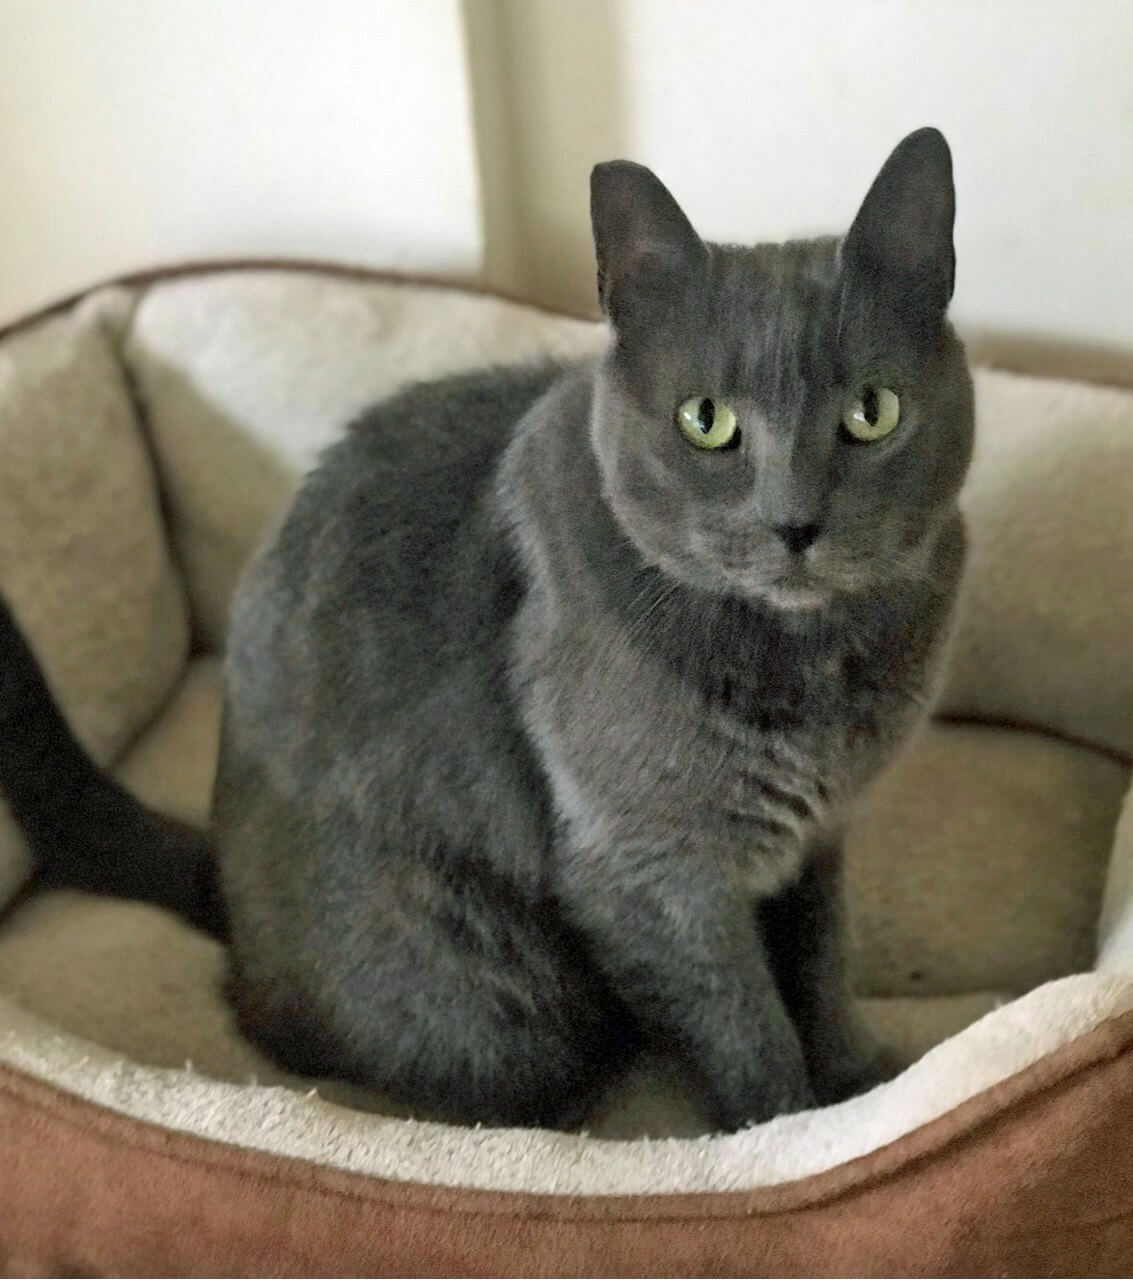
<box><xmin>215</xmin><ymin>128</ymin><xmax>973</xmax><ymax>1130</ymax></box>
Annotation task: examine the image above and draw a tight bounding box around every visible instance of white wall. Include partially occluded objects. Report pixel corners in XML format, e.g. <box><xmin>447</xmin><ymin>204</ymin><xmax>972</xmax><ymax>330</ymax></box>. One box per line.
<box><xmin>1</xmin><ymin>1</ymin><xmax>1130</xmax><ymax>351</ymax></box>
<box><xmin>483</xmin><ymin>0</ymin><xmax>1133</xmax><ymax>349</ymax></box>
<box><xmin>0</xmin><ymin>0</ymin><xmax>482</xmax><ymax>323</ymax></box>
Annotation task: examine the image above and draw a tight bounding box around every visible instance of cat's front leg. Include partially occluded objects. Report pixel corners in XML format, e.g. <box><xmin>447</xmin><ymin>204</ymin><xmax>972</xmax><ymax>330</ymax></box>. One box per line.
<box><xmin>758</xmin><ymin>836</ymin><xmax>901</xmax><ymax>1105</ymax></box>
<box><xmin>559</xmin><ymin>842</ymin><xmax>815</xmax><ymax>1131</ymax></box>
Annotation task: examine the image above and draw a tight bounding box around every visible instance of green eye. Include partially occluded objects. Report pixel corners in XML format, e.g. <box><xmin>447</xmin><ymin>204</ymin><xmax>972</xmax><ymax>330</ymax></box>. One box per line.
<box><xmin>842</xmin><ymin>386</ymin><xmax>900</xmax><ymax>442</ymax></box>
<box><xmin>677</xmin><ymin>397</ymin><xmax>739</xmax><ymax>450</ymax></box>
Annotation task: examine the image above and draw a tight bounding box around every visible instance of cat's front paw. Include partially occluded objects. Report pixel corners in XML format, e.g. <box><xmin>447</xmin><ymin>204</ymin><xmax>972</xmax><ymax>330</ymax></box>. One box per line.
<box><xmin>718</xmin><ymin>1071</ymin><xmax>817</xmax><ymax>1131</ymax></box>
<box><xmin>810</xmin><ymin>1038</ymin><xmax>904</xmax><ymax>1107</ymax></box>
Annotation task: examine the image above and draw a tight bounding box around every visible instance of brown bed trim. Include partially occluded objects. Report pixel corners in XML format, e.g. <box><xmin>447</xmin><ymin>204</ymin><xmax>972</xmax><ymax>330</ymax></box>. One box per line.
<box><xmin>2</xmin><ymin>257</ymin><xmax>1132</xmax><ymax>392</ymax></box>
<box><xmin>0</xmin><ymin>258</ymin><xmax>598</xmax><ymax>344</ymax></box>
<box><xmin>3</xmin><ymin>1007</ymin><xmax>1133</xmax><ymax>1274</ymax></box>
<box><xmin>964</xmin><ymin>330</ymin><xmax>1133</xmax><ymax>393</ymax></box>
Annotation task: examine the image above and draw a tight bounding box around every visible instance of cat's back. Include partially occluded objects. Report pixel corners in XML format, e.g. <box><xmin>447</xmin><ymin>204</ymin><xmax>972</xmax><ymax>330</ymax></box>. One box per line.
<box><xmin>281</xmin><ymin>362</ymin><xmax>563</xmax><ymax>612</ymax></box>
<box><xmin>227</xmin><ymin>363</ymin><xmax>559</xmax><ymax>682</ymax></box>
<box><xmin>216</xmin><ymin>360</ymin><xmax>567</xmax><ymax>840</ymax></box>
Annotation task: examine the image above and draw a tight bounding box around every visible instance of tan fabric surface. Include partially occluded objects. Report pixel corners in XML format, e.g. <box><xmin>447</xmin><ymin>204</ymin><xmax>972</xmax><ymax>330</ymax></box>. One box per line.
<box><xmin>1099</xmin><ymin>778</ymin><xmax>1133</xmax><ymax>971</ymax></box>
<box><xmin>0</xmin><ymin>292</ymin><xmax>189</xmax><ymax>905</ymax></box>
<box><xmin>0</xmin><ymin>290</ymin><xmax>186</xmax><ymax>761</ymax></box>
<box><xmin>942</xmin><ymin>369</ymin><xmax>1133</xmax><ymax>756</ymax></box>
<box><xmin>849</xmin><ymin>721</ymin><xmax>1128</xmax><ymax>996</ymax></box>
<box><xmin>114</xmin><ymin>657</ymin><xmax>223</xmax><ymax>829</ymax></box>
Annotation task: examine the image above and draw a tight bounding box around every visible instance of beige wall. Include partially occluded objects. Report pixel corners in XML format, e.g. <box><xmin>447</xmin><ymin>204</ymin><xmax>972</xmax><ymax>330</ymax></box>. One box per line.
<box><xmin>1</xmin><ymin>1</ymin><xmax>1130</xmax><ymax>351</ymax></box>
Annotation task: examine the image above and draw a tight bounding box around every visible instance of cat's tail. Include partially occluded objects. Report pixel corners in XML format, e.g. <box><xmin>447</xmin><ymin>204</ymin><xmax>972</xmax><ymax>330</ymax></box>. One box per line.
<box><xmin>0</xmin><ymin>589</ymin><xmax>227</xmax><ymax>940</ymax></box>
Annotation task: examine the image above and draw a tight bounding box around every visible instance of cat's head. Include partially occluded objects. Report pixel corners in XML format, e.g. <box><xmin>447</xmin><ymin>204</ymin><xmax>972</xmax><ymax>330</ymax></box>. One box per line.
<box><xmin>588</xmin><ymin>128</ymin><xmax>974</xmax><ymax>610</ymax></box>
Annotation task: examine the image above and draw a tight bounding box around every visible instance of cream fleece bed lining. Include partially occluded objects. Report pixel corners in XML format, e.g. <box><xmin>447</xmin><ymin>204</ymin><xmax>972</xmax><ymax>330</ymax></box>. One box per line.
<box><xmin>2</xmin><ymin>973</ymin><xmax>1131</xmax><ymax>1199</ymax></box>
<box><xmin>0</xmin><ymin>269</ymin><xmax>1131</xmax><ymax>1199</ymax></box>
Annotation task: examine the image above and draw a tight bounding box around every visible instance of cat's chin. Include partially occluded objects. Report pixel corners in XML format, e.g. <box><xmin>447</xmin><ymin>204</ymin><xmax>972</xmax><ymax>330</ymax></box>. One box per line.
<box><xmin>707</xmin><ymin>564</ymin><xmax>833</xmax><ymax>612</ymax></box>
<box><xmin>758</xmin><ymin>581</ymin><xmax>831</xmax><ymax>611</ymax></box>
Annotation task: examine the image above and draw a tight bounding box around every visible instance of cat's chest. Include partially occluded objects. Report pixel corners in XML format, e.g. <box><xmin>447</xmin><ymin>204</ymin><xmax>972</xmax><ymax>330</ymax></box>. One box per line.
<box><xmin>619</xmin><ymin>660</ymin><xmax>858</xmax><ymax>835</ymax></box>
<box><xmin>522</xmin><ymin>607</ymin><xmax>905</xmax><ymax>885</ymax></box>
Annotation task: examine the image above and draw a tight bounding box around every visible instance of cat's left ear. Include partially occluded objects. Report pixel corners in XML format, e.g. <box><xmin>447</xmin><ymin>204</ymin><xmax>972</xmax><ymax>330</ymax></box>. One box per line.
<box><xmin>590</xmin><ymin>161</ymin><xmax>706</xmax><ymax>329</ymax></box>
<box><xmin>843</xmin><ymin>127</ymin><xmax>956</xmax><ymax>316</ymax></box>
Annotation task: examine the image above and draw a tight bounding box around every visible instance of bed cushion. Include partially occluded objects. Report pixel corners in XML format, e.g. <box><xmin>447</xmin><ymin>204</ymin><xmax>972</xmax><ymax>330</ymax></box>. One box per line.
<box><xmin>0</xmin><ymin>292</ymin><xmax>189</xmax><ymax>904</ymax></box>
<box><xmin>1</xmin><ymin>266</ymin><xmax>1132</xmax><ymax>1276</ymax></box>
<box><xmin>2</xmin><ymin>1012</ymin><xmax>1133</xmax><ymax>1276</ymax></box>
<box><xmin>941</xmin><ymin>370</ymin><xmax>1133</xmax><ymax>756</ymax></box>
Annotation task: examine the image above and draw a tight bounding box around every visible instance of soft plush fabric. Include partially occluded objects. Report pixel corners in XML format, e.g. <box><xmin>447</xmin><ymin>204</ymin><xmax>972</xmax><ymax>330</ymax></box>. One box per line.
<box><xmin>0</xmin><ymin>291</ymin><xmax>189</xmax><ymax>905</ymax></box>
<box><xmin>941</xmin><ymin>370</ymin><xmax>1133</xmax><ymax>757</ymax></box>
<box><xmin>0</xmin><ymin>266</ymin><xmax>1132</xmax><ymax>1276</ymax></box>
<box><xmin>848</xmin><ymin>721</ymin><xmax>1127</xmax><ymax>997</ymax></box>
<box><xmin>4</xmin><ymin>1011</ymin><xmax>1133</xmax><ymax>1277</ymax></box>
<box><xmin>1100</xmin><ymin>781</ymin><xmax>1133</xmax><ymax>973</ymax></box>
<box><xmin>0</xmin><ymin>292</ymin><xmax>188</xmax><ymax>763</ymax></box>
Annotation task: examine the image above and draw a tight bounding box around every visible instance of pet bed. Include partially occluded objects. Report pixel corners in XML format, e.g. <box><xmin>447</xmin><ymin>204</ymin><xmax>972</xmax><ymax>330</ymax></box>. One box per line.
<box><xmin>1</xmin><ymin>266</ymin><xmax>1132</xmax><ymax>1276</ymax></box>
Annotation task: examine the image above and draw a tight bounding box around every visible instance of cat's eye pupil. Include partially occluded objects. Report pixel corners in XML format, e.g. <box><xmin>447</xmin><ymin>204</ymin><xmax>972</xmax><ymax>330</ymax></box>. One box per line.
<box><xmin>840</xmin><ymin>385</ymin><xmax>899</xmax><ymax>444</ymax></box>
<box><xmin>862</xmin><ymin>386</ymin><xmax>879</xmax><ymax>426</ymax></box>
<box><xmin>677</xmin><ymin>395</ymin><xmax>737</xmax><ymax>450</ymax></box>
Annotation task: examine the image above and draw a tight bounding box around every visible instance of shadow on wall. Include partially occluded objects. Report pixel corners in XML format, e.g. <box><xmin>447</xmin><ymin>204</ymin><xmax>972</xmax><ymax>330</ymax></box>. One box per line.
<box><xmin>463</xmin><ymin>0</ymin><xmax>625</xmax><ymax>318</ymax></box>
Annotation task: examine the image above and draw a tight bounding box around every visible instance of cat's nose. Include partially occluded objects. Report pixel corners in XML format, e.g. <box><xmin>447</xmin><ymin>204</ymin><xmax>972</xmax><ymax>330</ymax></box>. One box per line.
<box><xmin>775</xmin><ymin>523</ymin><xmax>822</xmax><ymax>555</ymax></box>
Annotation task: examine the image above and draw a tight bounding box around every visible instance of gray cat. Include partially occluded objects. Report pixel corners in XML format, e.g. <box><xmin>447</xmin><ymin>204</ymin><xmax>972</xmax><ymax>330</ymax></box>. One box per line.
<box><xmin>0</xmin><ymin>127</ymin><xmax>973</xmax><ymax>1132</ymax></box>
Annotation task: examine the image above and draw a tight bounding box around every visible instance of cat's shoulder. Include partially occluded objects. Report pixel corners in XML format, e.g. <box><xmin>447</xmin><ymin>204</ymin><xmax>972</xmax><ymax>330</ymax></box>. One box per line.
<box><xmin>342</xmin><ymin>361</ymin><xmax>569</xmax><ymax>466</ymax></box>
<box><xmin>261</xmin><ymin>361</ymin><xmax>569</xmax><ymax>558</ymax></box>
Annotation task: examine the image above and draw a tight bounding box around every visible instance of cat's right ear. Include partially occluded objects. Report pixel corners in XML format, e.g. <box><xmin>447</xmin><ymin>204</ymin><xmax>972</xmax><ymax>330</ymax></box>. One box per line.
<box><xmin>590</xmin><ymin>161</ymin><xmax>706</xmax><ymax>328</ymax></box>
<box><xmin>842</xmin><ymin>127</ymin><xmax>956</xmax><ymax>318</ymax></box>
